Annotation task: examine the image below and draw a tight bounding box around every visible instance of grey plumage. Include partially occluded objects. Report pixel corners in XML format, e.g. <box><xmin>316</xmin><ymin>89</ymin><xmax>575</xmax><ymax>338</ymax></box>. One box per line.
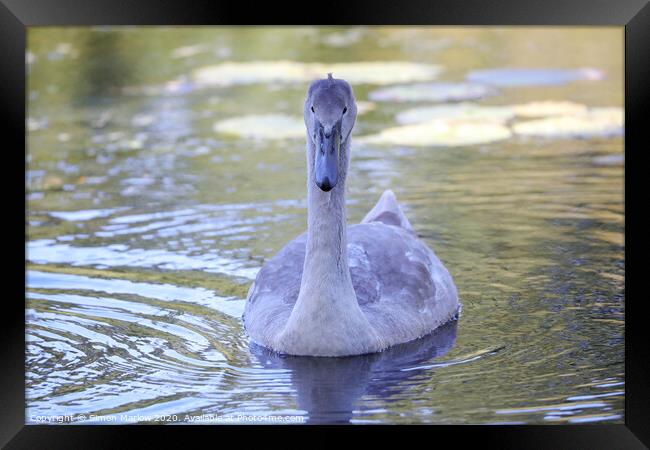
<box><xmin>244</xmin><ymin>191</ymin><xmax>459</xmax><ymax>353</ymax></box>
<box><xmin>243</xmin><ymin>75</ymin><xmax>459</xmax><ymax>356</ymax></box>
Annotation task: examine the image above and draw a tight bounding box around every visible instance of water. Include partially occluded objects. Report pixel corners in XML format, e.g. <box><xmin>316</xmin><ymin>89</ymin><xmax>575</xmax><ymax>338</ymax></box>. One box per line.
<box><xmin>26</xmin><ymin>27</ymin><xmax>624</xmax><ymax>424</ymax></box>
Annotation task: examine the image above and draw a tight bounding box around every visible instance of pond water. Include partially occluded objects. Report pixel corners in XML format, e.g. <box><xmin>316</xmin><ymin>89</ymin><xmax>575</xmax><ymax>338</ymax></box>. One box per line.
<box><xmin>26</xmin><ymin>27</ymin><xmax>624</xmax><ymax>424</ymax></box>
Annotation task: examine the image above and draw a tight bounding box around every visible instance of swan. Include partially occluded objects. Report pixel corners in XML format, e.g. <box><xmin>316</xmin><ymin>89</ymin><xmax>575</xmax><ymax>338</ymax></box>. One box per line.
<box><xmin>243</xmin><ymin>74</ymin><xmax>460</xmax><ymax>357</ymax></box>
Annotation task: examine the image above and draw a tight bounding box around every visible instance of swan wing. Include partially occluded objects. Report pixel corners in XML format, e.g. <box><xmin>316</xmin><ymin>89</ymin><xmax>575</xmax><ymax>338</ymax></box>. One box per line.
<box><xmin>361</xmin><ymin>189</ymin><xmax>413</xmax><ymax>232</ymax></box>
<box><xmin>347</xmin><ymin>223</ymin><xmax>459</xmax><ymax>344</ymax></box>
<box><xmin>243</xmin><ymin>232</ymin><xmax>306</xmax><ymax>345</ymax></box>
<box><xmin>244</xmin><ymin>222</ymin><xmax>459</xmax><ymax>348</ymax></box>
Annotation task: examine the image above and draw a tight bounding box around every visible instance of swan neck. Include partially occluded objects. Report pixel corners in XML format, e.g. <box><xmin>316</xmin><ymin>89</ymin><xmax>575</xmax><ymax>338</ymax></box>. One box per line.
<box><xmin>276</xmin><ymin>136</ymin><xmax>382</xmax><ymax>356</ymax></box>
<box><xmin>304</xmin><ymin>142</ymin><xmax>350</xmax><ymax>274</ymax></box>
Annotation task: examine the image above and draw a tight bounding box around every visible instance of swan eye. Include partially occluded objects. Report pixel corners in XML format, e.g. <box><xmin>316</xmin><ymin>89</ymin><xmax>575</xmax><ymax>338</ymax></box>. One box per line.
<box><xmin>343</xmin><ymin>106</ymin><xmax>348</xmax><ymax>114</ymax></box>
<box><xmin>311</xmin><ymin>106</ymin><xmax>315</xmax><ymax>113</ymax></box>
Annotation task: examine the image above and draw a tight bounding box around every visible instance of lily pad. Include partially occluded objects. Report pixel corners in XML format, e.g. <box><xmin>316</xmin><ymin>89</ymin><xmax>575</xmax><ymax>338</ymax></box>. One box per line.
<box><xmin>325</xmin><ymin>62</ymin><xmax>442</xmax><ymax>85</ymax></box>
<box><xmin>357</xmin><ymin>119</ymin><xmax>512</xmax><ymax>147</ymax></box>
<box><xmin>396</xmin><ymin>103</ymin><xmax>515</xmax><ymax>125</ymax></box>
<box><xmin>171</xmin><ymin>44</ymin><xmax>208</xmax><ymax>59</ymax></box>
<box><xmin>466</xmin><ymin>67</ymin><xmax>605</xmax><ymax>87</ymax></box>
<box><xmin>512</xmin><ymin>101</ymin><xmax>589</xmax><ymax>117</ymax></box>
<box><xmin>195</xmin><ymin>61</ymin><xmax>307</xmax><ymax>87</ymax></box>
<box><xmin>213</xmin><ymin>114</ymin><xmax>304</xmax><ymax>140</ymax></box>
<box><xmin>512</xmin><ymin>107</ymin><xmax>623</xmax><ymax>138</ymax></box>
<box><xmin>193</xmin><ymin>61</ymin><xmax>442</xmax><ymax>87</ymax></box>
<box><xmin>356</xmin><ymin>101</ymin><xmax>376</xmax><ymax>115</ymax></box>
<box><xmin>368</xmin><ymin>82</ymin><xmax>495</xmax><ymax>103</ymax></box>
<box><xmin>395</xmin><ymin>101</ymin><xmax>591</xmax><ymax>125</ymax></box>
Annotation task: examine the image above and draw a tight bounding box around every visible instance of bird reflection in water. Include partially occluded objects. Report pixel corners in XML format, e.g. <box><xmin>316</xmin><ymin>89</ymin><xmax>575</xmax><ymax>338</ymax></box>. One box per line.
<box><xmin>249</xmin><ymin>320</ymin><xmax>458</xmax><ymax>424</ymax></box>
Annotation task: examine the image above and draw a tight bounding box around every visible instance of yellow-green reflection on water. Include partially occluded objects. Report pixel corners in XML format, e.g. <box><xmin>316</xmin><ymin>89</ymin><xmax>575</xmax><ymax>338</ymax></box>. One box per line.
<box><xmin>26</xmin><ymin>27</ymin><xmax>623</xmax><ymax>424</ymax></box>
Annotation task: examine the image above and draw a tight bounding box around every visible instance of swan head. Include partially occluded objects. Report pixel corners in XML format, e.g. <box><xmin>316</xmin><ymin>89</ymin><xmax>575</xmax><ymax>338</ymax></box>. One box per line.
<box><xmin>304</xmin><ymin>73</ymin><xmax>357</xmax><ymax>192</ymax></box>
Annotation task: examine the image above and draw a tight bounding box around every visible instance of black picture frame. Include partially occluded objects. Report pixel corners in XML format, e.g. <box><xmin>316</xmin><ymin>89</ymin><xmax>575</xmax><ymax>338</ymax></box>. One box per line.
<box><xmin>4</xmin><ymin>0</ymin><xmax>649</xmax><ymax>447</ymax></box>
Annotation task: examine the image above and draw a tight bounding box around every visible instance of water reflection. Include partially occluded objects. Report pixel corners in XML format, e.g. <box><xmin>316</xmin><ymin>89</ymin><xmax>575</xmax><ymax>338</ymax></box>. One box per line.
<box><xmin>76</xmin><ymin>31</ymin><xmax>136</xmax><ymax>103</ymax></box>
<box><xmin>250</xmin><ymin>321</ymin><xmax>458</xmax><ymax>424</ymax></box>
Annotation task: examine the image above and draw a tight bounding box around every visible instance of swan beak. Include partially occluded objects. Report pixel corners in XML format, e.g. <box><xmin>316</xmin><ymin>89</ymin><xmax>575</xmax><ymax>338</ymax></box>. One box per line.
<box><xmin>315</xmin><ymin>125</ymin><xmax>340</xmax><ymax>192</ymax></box>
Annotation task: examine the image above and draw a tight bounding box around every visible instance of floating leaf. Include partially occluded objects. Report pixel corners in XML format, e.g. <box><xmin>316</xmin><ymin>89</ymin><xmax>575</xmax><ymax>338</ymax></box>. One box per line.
<box><xmin>396</xmin><ymin>103</ymin><xmax>515</xmax><ymax>125</ymax></box>
<box><xmin>395</xmin><ymin>101</ymin><xmax>591</xmax><ymax>125</ymax></box>
<box><xmin>194</xmin><ymin>61</ymin><xmax>307</xmax><ymax>87</ymax></box>
<box><xmin>193</xmin><ymin>61</ymin><xmax>442</xmax><ymax>87</ymax></box>
<box><xmin>512</xmin><ymin>107</ymin><xmax>623</xmax><ymax>138</ymax></box>
<box><xmin>512</xmin><ymin>101</ymin><xmax>589</xmax><ymax>117</ymax></box>
<box><xmin>357</xmin><ymin>119</ymin><xmax>512</xmax><ymax>147</ymax></box>
<box><xmin>368</xmin><ymin>82</ymin><xmax>495</xmax><ymax>103</ymax></box>
<box><xmin>356</xmin><ymin>101</ymin><xmax>376</xmax><ymax>115</ymax></box>
<box><xmin>171</xmin><ymin>44</ymin><xmax>207</xmax><ymax>59</ymax></box>
<box><xmin>466</xmin><ymin>67</ymin><xmax>605</xmax><ymax>87</ymax></box>
<box><xmin>326</xmin><ymin>62</ymin><xmax>442</xmax><ymax>85</ymax></box>
<box><xmin>213</xmin><ymin>114</ymin><xmax>304</xmax><ymax>140</ymax></box>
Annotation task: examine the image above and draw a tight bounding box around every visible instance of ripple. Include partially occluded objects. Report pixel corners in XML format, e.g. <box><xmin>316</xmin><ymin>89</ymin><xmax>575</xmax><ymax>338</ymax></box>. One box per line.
<box><xmin>492</xmin><ymin>379</ymin><xmax>625</xmax><ymax>424</ymax></box>
<box><xmin>28</xmin><ymin>242</ymin><xmax>260</xmax><ymax>279</ymax></box>
<box><xmin>399</xmin><ymin>345</ymin><xmax>505</xmax><ymax>371</ymax></box>
<box><xmin>26</xmin><ymin>272</ymin><xmax>246</xmax><ymax>421</ymax></box>
<box><xmin>49</xmin><ymin>207</ymin><xmax>128</xmax><ymax>222</ymax></box>
<box><xmin>27</xmin><ymin>270</ymin><xmax>245</xmax><ymax>317</ymax></box>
